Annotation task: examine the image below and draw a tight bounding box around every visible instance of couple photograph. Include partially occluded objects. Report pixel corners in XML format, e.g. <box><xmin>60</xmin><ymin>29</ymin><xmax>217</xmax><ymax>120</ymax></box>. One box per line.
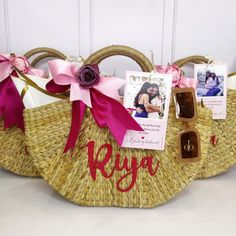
<box><xmin>124</xmin><ymin>73</ymin><xmax>170</xmax><ymax>120</ymax></box>
<box><xmin>196</xmin><ymin>70</ymin><xmax>224</xmax><ymax>97</ymax></box>
<box><xmin>133</xmin><ymin>82</ymin><xmax>164</xmax><ymax>119</ymax></box>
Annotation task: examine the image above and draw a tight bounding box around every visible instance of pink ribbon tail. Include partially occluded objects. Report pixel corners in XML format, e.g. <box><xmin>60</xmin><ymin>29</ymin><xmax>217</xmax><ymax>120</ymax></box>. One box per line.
<box><xmin>90</xmin><ymin>89</ymin><xmax>143</xmax><ymax>146</ymax></box>
<box><xmin>46</xmin><ymin>60</ymin><xmax>143</xmax><ymax>151</ymax></box>
<box><xmin>63</xmin><ymin>100</ymin><xmax>87</xmax><ymax>153</ymax></box>
<box><xmin>63</xmin><ymin>89</ymin><xmax>143</xmax><ymax>152</ymax></box>
<box><xmin>0</xmin><ymin>77</ymin><xmax>25</xmax><ymax>130</ymax></box>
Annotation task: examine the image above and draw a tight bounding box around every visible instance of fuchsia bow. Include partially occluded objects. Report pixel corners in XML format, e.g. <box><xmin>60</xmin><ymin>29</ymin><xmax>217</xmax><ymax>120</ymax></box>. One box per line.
<box><xmin>0</xmin><ymin>53</ymin><xmax>47</xmax><ymax>130</ymax></box>
<box><xmin>155</xmin><ymin>64</ymin><xmax>198</xmax><ymax>88</ymax></box>
<box><xmin>47</xmin><ymin>59</ymin><xmax>143</xmax><ymax>153</ymax></box>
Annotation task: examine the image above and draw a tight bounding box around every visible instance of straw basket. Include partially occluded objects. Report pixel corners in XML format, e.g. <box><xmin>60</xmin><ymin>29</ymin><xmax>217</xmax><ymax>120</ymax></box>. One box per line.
<box><xmin>174</xmin><ymin>56</ymin><xmax>236</xmax><ymax>178</ymax></box>
<box><xmin>0</xmin><ymin>47</ymin><xmax>66</xmax><ymax>176</ymax></box>
<box><xmin>24</xmin><ymin>45</ymin><xmax>212</xmax><ymax>207</ymax></box>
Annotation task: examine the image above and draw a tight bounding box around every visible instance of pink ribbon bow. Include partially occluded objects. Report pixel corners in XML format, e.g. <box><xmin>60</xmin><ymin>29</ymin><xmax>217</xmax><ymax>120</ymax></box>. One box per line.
<box><xmin>155</xmin><ymin>64</ymin><xmax>198</xmax><ymax>89</ymax></box>
<box><xmin>47</xmin><ymin>59</ymin><xmax>143</xmax><ymax>153</ymax></box>
<box><xmin>0</xmin><ymin>53</ymin><xmax>47</xmax><ymax>130</ymax></box>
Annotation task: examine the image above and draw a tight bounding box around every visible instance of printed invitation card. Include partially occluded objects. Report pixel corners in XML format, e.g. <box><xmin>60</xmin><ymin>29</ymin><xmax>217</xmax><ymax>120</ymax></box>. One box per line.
<box><xmin>194</xmin><ymin>63</ymin><xmax>227</xmax><ymax>119</ymax></box>
<box><xmin>122</xmin><ymin>71</ymin><xmax>172</xmax><ymax>150</ymax></box>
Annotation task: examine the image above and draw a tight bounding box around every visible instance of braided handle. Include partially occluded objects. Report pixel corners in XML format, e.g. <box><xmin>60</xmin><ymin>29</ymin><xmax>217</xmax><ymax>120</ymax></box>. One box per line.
<box><xmin>84</xmin><ymin>45</ymin><xmax>154</xmax><ymax>72</ymax></box>
<box><xmin>174</xmin><ymin>55</ymin><xmax>236</xmax><ymax>78</ymax></box>
<box><xmin>30</xmin><ymin>52</ymin><xmax>65</xmax><ymax>67</ymax></box>
<box><xmin>228</xmin><ymin>72</ymin><xmax>236</xmax><ymax>78</ymax></box>
<box><xmin>21</xmin><ymin>47</ymin><xmax>68</xmax><ymax>99</ymax></box>
<box><xmin>174</xmin><ymin>55</ymin><xmax>208</xmax><ymax>68</ymax></box>
<box><xmin>24</xmin><ymin>47</ymin><xmax>67</xmax><ymax>66</ymax></box>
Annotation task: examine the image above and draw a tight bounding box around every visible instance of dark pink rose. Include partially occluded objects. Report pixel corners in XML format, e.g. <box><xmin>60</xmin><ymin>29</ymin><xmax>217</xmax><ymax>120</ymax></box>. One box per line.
<box><xmin>76</xmin><ymin>64</ymin><xmax>100</xmax><ymax>88</ymax></box>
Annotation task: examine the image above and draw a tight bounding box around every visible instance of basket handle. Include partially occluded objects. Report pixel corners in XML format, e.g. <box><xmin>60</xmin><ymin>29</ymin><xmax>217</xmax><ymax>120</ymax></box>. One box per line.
<box><xmin>228</xmin><ymin>72</ymin><xmax>236</xmax><ymax>78</ymax></box>
<box><xmin>30</xmin><ymin>52</ymin><xmax>65</xmax><ymax>67</ymax></box>
<box><xmin>84</xmin><ymin>45</ymin><xmax>154</xmax><ymax>72</ymax></box>
<box><xmin>174</xmin><ymin>55</ymin><xmax>208</xmax><ymax>68</ymax></box>
<box><xmin>174</xmin><ymin>55</ymin><xmax>236</xmax><ymax>78</ymax></box>
<box><xmin>24</xmin><ymin>47</ymin><xmax>67</xmax><ymax>66</ymax></box>
<box><xmin>19</xmin><ymin>47</ymin><xmax>68</xmax><ymax>99</ymax></box>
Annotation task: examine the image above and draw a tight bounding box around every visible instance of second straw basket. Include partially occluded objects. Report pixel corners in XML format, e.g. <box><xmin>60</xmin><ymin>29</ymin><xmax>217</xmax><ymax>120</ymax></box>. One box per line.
<box><xmin>0</xmin><ymin>47</ymin><xmax>66</xmax><ymax>177</ymax></box>
<box><xmin>174</xmin><ymin>56</ymin><xmax>236</xmax><ymax>178</ymax></box>
<box><xmin>24</xmin><ymin>45</ymin><xmax>212</xmax><ymax>208</ymax></box>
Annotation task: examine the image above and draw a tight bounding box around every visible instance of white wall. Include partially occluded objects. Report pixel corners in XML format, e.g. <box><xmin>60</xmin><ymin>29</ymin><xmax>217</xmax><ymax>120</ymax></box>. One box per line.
<box><xmin>1</xmin><ymin>0</ymin><xmax>236</xmax><ymax>77</ymax></box>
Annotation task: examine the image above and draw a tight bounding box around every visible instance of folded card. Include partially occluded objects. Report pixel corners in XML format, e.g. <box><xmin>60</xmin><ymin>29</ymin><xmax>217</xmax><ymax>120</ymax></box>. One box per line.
<box><xmin>122</xmin><ymin>71</ymin><xmax>172</xmax><ymax>150</ymax></box>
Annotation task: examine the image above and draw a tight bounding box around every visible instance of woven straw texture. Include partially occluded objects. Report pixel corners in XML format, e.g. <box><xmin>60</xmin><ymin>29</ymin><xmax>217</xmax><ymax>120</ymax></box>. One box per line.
<box><xmin>23</xmin><ymin>46</ymin><xmax>212</xmax><ymax>207</ymax></box>
<box><xmin>174</xmin><ymin>56</ymin><xmax>236</xmax><ymax>178</ymax></box>
<box><xmin>24</xmin><ymin>99</ymin><xmax>212</xmax><ymax>207</ymax></box>
<box><xmin>0</xmin><ymin>47</ymin><xmax>66</xmax><ymax>176</ymax></box>
<box><xmin>0</xmin><ymin>120</ymin><xmax>39</xmax><ymax>176</ymax></box>
<box><xmin>197</xmin><ymin>89</ymin><xmax>236</xmax><ymax>178</ymax></box>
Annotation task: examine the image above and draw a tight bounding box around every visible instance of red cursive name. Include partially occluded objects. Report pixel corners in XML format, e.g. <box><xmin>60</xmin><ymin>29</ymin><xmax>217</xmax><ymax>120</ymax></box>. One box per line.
<box><xmin>79</xmin><ymin>140</ymin><xmax>160</xmax><ymax>192</ymax></box>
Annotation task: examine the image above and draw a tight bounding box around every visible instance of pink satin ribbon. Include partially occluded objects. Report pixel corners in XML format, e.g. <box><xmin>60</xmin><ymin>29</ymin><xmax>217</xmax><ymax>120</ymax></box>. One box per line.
<box><xmin>155</xmin><ymin>64</ymin><xmax>198</xmax><ymax>89</ymax></box>
<box><xmin>173</xmin><ymin>76</ymin><xmax>198</xmax><ymax>88</ymax></box>
<box><xmin>0</xmin><ymin>53</ymin><xmax>47</xmax><ymax>130</ymax></box>
<box><xmin>0</xmin><ymin>75</ymin><xmax>25</xmax><ymax>130</ymax></box>
<box><xmin>47</xmin><ymin>59</ymin><xmax>143</xmax><ymax>153</ymax></box>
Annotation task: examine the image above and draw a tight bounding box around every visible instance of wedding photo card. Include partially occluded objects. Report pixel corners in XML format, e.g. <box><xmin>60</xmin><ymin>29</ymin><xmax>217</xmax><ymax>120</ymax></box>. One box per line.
<box><xmin>122</xmin><ymin>71</ymin><xmax>172</xmax><ymax>150</ymax></box>
<box><xmin>194</xmin><ymin>63</ymin><xmax>227</xmax><ymax>119</ymax></box>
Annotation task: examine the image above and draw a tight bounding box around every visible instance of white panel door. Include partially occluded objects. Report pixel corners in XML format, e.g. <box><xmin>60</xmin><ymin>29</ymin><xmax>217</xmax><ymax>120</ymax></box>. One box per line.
<box><xmin>6</xmin><ymin>0</ymin><xmax>80</xmax><ymax>56</ymax></box>
<box><xmin>173</xmin><ymin>0</ymin><xmax>236</xmax><ymax>73</ymax></box>
<box><xmin>1</xmin><ymin>0</ymin><xmax>236</xmax><ymax>74</ymax></box>
<box><xmin>90</xmin><ymin>0</ymin><xmax>165</xmax><ymax>77</ymax></box>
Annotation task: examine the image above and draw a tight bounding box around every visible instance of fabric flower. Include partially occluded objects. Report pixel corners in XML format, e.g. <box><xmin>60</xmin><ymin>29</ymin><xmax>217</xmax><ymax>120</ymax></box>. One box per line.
<box><xmin>0</xmin><ymin>53</ymin><xmax>47</xmax><ymax>130</ymax></box>
<box><xmin>156</xmin><ymin>64</ymin><xmax>182</xmax><ymax>87</ymax></box>
<box><xmin>11</xmin><ymin>55</ymin><xmax>30</xmax><ymax>74</ymax></box>
<box><xmin>156</xmin><ymin>64</ymin><xmax>197</xmax><ymax>89</ymax></box>
<box><xmin>76</xmin><ymin>64</ymin><xmax>100</xmax><ymax>88</ymax></box>
<box><xmin>46</xmin><ymin>59</ymin><xmax>143</xmax><ymax>152</ymax></box>
<box><xmin>0</xmin><ymin>53</ymin><xmax>43</xmax><ymax>82</ymax></box>
<box><xmin>47</xmin><ymin>59</ymin><xmax>124</xmax><ymax>107</ymax></box>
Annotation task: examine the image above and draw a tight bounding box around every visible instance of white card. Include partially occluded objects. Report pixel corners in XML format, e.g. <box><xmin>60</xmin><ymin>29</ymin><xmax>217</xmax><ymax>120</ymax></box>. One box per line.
<box><xmin>194</xmin><ymin>63</ymin><xmax>227</xmax><ymax>119</ymax></box>
<box><xmin>122</xmin><ymin>71</ymin><xmax>172</xmax><ymax>150</ymax></box>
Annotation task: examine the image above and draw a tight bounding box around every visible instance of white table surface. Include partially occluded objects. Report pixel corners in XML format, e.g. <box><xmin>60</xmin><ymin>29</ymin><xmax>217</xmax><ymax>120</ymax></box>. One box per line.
<box><xmin>0</xmin><ymin>166</ymin><xmax>236</xmax><ymax>236</ymax></box>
